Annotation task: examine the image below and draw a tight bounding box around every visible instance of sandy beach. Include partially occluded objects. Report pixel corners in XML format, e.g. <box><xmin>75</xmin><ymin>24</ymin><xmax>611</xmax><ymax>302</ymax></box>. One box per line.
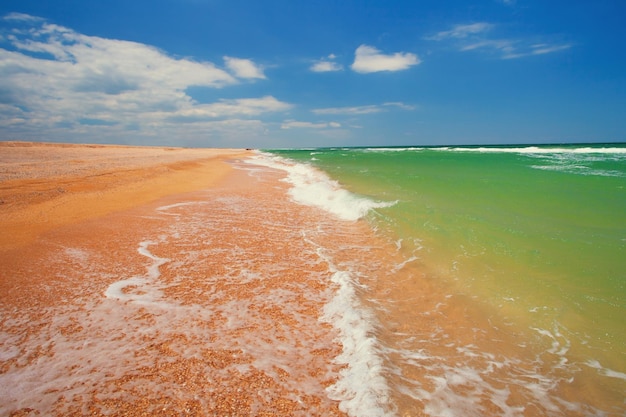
<box><xmin>3</xmin><ymin>142</ymin><xmax>623</xmax><ymax>416</ymax></box>
<box><xmin>0</xmin><ymin>142</ymin><xmax>348</xmax><ymax>415</ymax></box>
<box><xmin>0</xmin><ymin>142</ymin><xmax>250</xmax><ymax>251</ymax></box>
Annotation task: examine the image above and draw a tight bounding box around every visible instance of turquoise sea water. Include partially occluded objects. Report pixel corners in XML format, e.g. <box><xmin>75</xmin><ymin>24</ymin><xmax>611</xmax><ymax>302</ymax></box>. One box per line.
<box><xmin>268</xmin><ymin>144</ymin><xmax>626</xmax><ymax>416</ymax></box>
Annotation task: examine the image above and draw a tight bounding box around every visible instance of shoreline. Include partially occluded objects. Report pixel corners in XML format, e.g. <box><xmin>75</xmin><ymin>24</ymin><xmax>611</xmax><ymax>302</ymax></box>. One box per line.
<box><xmin>0</xmin><ymin>141</ymin><xmax>252</xmax><ymax>250</ymax></box>
<box><xmin>5</xmin><ymin>142</ymin><xmax>622</xmax><ymax>415</ymax></box>
<box><xmin>0</xmin><ymin>143</ymin><xmax>349</xmax><ymax>415</ymax></box>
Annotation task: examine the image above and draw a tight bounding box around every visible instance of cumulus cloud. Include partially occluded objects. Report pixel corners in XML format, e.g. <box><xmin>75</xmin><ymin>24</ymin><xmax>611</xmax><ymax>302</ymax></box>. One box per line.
<box><xmin>0</xmin><ymin>14</ymin><xmax>288</xmax><ymax>145</ymax></box>
<box><xmin>351</xmin><ymin>45</ymin><xmax>420</xmax><ymax>73</ymax></box>
<box><xmin>281</xmin><ymin>120</ymin><xmax>341</xmax><ymax>129</ymax></box>
<box><xmin>224</xmin><ymin>56</ymin><xmax>266</xmax><ymax>79</ymax></box>
<box><xmin>310</xmin><ymin>60</ymin><xmax>343</xmax><ymax>72</ymax></box>
<box><xmin>310</xmin><ymin>54</ymin><xmax>343</xmax><ymax>72</ymax></box>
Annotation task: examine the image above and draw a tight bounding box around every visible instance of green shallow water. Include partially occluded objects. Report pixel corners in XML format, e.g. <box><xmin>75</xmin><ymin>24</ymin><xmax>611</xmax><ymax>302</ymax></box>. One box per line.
<box><xmin>271</xmin><ymin>145</ymin><xmax>626</xmax><ymax>373</ymax></box>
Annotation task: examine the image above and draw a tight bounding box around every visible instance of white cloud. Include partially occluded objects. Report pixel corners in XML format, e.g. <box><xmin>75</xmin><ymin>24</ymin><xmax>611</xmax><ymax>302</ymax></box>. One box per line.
<box><xmin>281</xmin><ymin>120</ymin><xmax>341</xmax><ymax>129</ymax></box>
<box><xmin>0</xmin><ymin>14</ymin><xmax>291</xmax><ymax>145</ymax></box>
<box><xmin>429</xmin><ymin>22</ymin><xmax>572</xmax><ymax>59</ymax></box>
<box><xmin>428</xmin><ymin>23</ymin><xmax>493</xmax><ymax>41</ymax></box>
<box><xmin>383</xmin><ymin>102</ymin><xmax>417</xmax><ymax>110</ymax></box>
<box><xmin>224</xmin><ymin>56</ymin><xmax>266</xmax><ymax>79</ymax></box>
<box><xmin>461</xmin><ymin>38</ymin><xmax>572</xmax><ymax>59</ymax></box>
<box><xmin>310</xmin><ymin>60</ymin><xmax>343</xmax><ymax>72</ymax></box>
<box><xmin>310</xmin><ymin>54</ymin><xmax>343</xmax><ymax>72</ymax></box>
<box><xmin>313</xmin><ymin>102</ymin><xmax>415</xmax><ymax>115</ymax></box>
<box><xmin>460</xmin><ymin>39</ymin><xmax>518</xmax><ymax>57</ymax></box>
<box><xmin>351</xmin><ymin>45</ymin><xmax>420</xmax><ymax>73</ymax></box>
<box><xmin>137</xmin><ymin>118</ymin><xmax>270</xmax><ymax>147</ymax></box>
<box><xmin>527</xmin><ymin>43</ymin><xmax>572</xmax><ymax>56</ymax></box>
<box><xmin>2</xmin><ymin>12</ymin><xmax>44</xmax><ymax>22</ymax></box>
<box><xmin>175</xmin><ymin>96</ymin><xmax>292</xmax><ymax>119</ymax></box>
<box><xmin>313</xmin><ymin>105</ymin><xmax>383</xmax><ymax>115</ymax></box>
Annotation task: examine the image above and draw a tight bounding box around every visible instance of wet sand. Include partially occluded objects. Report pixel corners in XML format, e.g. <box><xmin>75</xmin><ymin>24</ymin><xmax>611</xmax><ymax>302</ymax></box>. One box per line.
<box><xmin>0</xmin><ymin>142</ymin><xmax>346</xmax><ymax>415</ymax></box>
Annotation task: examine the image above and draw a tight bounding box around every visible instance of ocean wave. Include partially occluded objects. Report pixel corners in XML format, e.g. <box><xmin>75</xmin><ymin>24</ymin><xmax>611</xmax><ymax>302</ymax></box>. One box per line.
<box><xmin>242</xmin><ymin>153</ymin><xmax>396</xmax><ymax>415</ymax></box>
<box><xmin>322</xmin><ymin>268</ymin><xmax>391</xmax><ymax>416</ymax></box>
<box><xmin>245</xmin><ymin>152</ymin><xmax>396</xmax><ymax>221</ymax></box>
<box><xmin>523</xmin><ymin>151</ymin><xmax>626</xmax><ymax>177</ymax></box>
<box><xmin>360</xmin><ymin>147</ymin><xmax>425</xmax><ymax>153</ymax></box>
<box><xmin>529</xmin><ymin>164</ymin><xmax>625</xmax><ymax>177</ymax></box>
<box><xmin>435</xmin><ymin>146</ymin><xmax>626</xmax><ymax>155</ymax></box>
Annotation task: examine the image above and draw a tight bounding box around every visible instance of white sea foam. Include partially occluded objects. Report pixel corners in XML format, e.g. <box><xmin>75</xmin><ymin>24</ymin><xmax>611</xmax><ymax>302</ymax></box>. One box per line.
<box><xmin>431</xmin><ymin>145</ymin><xmax>626</xmax><ymax>177</ymax></box>
<box><xmin>529</xmin><ymin>163</ymin><xmax>625</xmax><ymax>177</ymax></box>
<box><xmin>104</xmin><ymin>240</ymin><xmax>169</xmax><ymax>306</ymax></box>
<box><xmin>531</xmin><ymin>325</ymin><xmax>571</xmax><ymax>364</ymax></box>
<box><xmin>245</xmin><ymin>152</ymin><xmax>396</xmax><ymax>221</ymax></box>
<box><xmin>240</xmin><ymin>153</ymin><xmax>396</xmax><ymax>415</ymax></box>
<box><xmin>436</xmin><ymin>146</ymin><xmax>626</xmax><ymax>154</ymax></box>
<box><xmin>320</xmin><ymin>262</ymin><xmax>392</xmax><ymax>416</ymax></box>
<box><xmin>586</xmin><ymin>360</ymin><xmax>626</xmax><ymax>381</ymax></box>
<box><xmin>361</xmin><ymin>147</ymin><xmax>425</xmax><ymax>152</ymax></box>
<box><xmin>391</xmin><ymin>338</ymin><xmax>590</xmax><ymax>417</ymax></box>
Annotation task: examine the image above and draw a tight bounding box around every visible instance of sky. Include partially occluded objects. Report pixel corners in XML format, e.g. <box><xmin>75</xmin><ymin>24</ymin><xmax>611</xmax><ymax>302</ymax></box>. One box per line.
<box><xmin>0</xmin><ymin>0</ymin><xmax>625</xmax><ymax>148</ymax></box>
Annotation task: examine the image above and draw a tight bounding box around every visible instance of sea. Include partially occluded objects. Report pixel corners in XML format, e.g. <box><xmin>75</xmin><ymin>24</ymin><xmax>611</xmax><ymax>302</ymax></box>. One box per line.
<box><xmin>256</xmin><ymin>144</ymin><xmax>626</xmax><ymax>416</ymax></box>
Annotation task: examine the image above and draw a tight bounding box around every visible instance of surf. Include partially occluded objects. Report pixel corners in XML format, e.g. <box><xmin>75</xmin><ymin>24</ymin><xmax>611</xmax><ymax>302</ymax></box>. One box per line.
<box><xmin>267</xmin><ymin>145</ymin><xmax>626</xmax><ymax>416</ymax></box>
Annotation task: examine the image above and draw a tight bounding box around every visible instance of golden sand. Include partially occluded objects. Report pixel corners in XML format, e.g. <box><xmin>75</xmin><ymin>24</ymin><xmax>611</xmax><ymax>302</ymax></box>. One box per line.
<box><xmin>0</xmin><ymin>142</ymin><xmax>346</xmax><ymax>416</ymax></box>
<box><xmin>0</xmin><ymin>142</ymin><xmax>250</xmax><ymax>250</ymax></box>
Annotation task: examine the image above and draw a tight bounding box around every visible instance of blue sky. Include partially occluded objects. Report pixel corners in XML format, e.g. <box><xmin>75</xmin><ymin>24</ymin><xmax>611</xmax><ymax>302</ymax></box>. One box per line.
<box><xmin>0</xmin><ymin>0</ymin><xmax>624</xmax><ymax>148</ymax></box>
